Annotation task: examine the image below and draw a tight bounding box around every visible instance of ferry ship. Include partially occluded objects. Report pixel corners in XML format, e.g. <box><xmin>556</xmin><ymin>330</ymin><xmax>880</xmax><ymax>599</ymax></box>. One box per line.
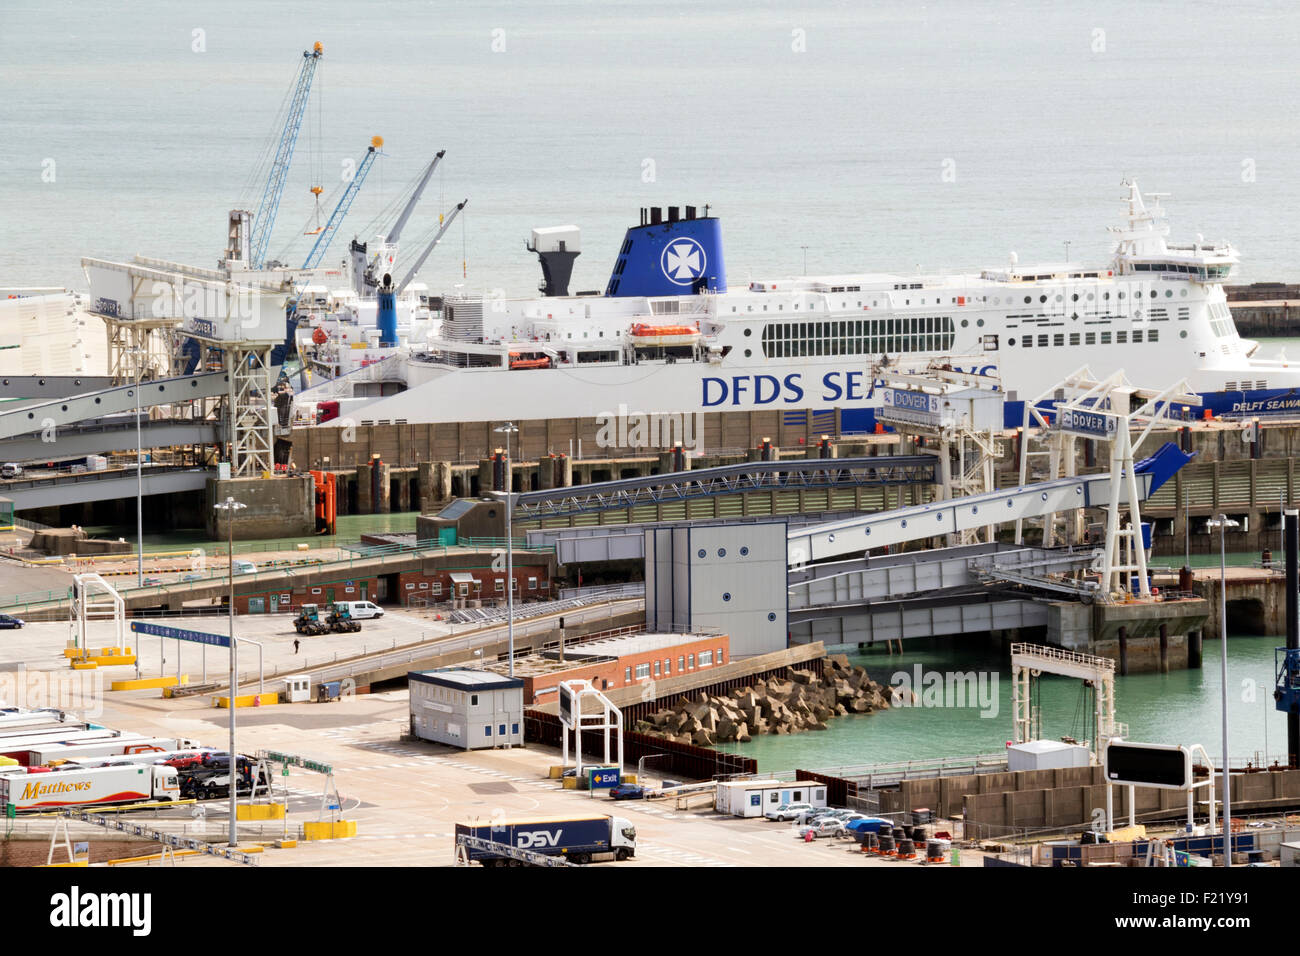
<box><xmin>293</xmin><ymin>181</ymin><xmax>1297</xmax><ymax>445</ymax></box>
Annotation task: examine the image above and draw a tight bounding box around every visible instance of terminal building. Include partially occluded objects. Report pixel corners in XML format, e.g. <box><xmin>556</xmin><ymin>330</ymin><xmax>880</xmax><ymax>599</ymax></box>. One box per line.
<box><xmin>407</xmin><ymin>669</ymin><xmax>524</xmax><ymax>750</ymax></box>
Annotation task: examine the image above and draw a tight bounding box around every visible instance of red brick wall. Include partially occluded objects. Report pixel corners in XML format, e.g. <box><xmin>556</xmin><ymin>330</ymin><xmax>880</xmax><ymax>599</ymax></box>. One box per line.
<box><xmin>523</xmin><ymin>634</ymin><xmax>731</xmax><ymax>704</ymax></box>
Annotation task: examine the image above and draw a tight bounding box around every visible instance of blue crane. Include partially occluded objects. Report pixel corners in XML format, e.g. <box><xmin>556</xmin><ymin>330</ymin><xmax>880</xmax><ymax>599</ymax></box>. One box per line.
<box><xmin>249</xmin><ymin>41</ymin><xmax>324</xmax><ymax>269</ymax></box>
<box><xmin>301</xmin><ymin>138</ymin><xmax>383</xmax><ymax>269</ymax></box>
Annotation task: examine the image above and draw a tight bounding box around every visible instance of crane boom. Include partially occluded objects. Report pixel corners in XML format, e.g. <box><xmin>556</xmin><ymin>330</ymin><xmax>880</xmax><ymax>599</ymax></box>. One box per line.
<box><xmin>397</xmin><ymin>200</ymin><xmax>468</xmax><ymax>294</ymax></box>
<box><xmin>250</xmin><ymin>42</ymin><xmax>323</xmax><ymax>269</ymax></box>
<box><xmin>302</xmin><ymin>139</ymin><xmax>383</xmax><ymax>270</ymax></box>
<box><xmin>387</xmin><ymin>151</ymin><xmax>445</xmax><ymax>245</ymax></box>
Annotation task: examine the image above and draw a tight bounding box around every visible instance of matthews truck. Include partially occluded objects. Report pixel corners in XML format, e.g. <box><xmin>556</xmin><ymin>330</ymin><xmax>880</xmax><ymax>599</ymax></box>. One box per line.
<box><xmin>0</xmin><ymin>763</ymin><xmax>179</xmax><ymax>811</ymax></box>
<box><xmin>455</xmin><ymin>814</ymin><xmax>637</xmax><ymax>866</ymax></box>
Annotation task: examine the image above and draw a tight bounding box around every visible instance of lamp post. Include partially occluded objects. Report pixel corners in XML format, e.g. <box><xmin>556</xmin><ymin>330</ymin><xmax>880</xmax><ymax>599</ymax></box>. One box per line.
<box><xmin>494</xmin><ymin>422</ymin><xmax>519</xmax><ymax>677</ymax></box>
<box><xmin>213</xmin><ymin>495</ymin><xmax>246</xmax><ymax>847</ymax></box>
<box><xmin>1206</xmin><ymin>513</ymin><xmax>1239</xmax><ymax>866</ymax></box>
<box><xmin>128</xmin><ymin>346</ymin><xmax>146</xmax><ymax>588</ymax></box>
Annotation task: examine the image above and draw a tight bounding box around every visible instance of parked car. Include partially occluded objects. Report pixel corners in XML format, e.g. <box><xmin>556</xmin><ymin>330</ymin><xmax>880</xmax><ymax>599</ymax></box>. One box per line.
<box><xmin>0</xmin><ymin>614</ymin><xmax>24</xmax><ymax>629</ymax></box>
<box><xmin>796</xmin><ymin>807</ymin><xmax>836</xmax><ymax>825</ymax></box>
<box><xmin>795</xmin><ymin>818</ymin><xmax>845</xmax><ymax>840</ymax></box>
<box><xmin>767</xmin><ymin>802</ymin><xmax>814</xmax><ymax>822</ymax></box>
<box><xmin>609</xmin><ymin>783</ymin><xmax>647</xmax><ymax>800</ymax></box>
<box><xmin>0</xmin><ymin>463</ymin><xmax>22</xmax><ymax>479</ymax></box>
<box><xmin>182</xmin><ymin>573</ymin><xmax>204</xmax><ymax>582</ymax></box>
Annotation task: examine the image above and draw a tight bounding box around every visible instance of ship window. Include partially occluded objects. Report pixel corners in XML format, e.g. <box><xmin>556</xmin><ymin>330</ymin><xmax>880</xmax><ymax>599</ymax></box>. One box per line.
<box><xmin>1180</xmin><ymin>330</ymin><xmax>1188</xmax><ymax>338</ymax></box>
<box><xmin>1051</xmin><ymin>333</ymin><xmax>1062</xmax><ymax>346</ymax></box>
<box><xmin>1150</xmin><ymin>290</ymin><xmax>1158</xmax><ymax>298</ymax></box>
<box><xmin>1166</xmin><ymin>289</ymin><xmax>1173</xmax><ymax>297</ymax></box>
<box><xmin>1037</xmin><ymin>334</ymin><xmax>1048</xmax><ymax>347</ymax></box>
<box><xmin>1072</xmin><ymin>293</ymin><xmax>1079</xmax><ymax>302</ymax></box>
<box><xmin>1024</xmin><ymin>296</ymin><xmax>1032</xmax><ymax>304</ymax></box>
<box><xmin>1039</xmin><ymin>295</ymin><xmax>1047</xmax><ymax>303</ymax></box>
<box><xmin>1008</xmin><ymin>338</ymin><xmax>1016</xmax><ymax>346</ymax></box>
<box><xmin>1149</xmin><ymin>329</ymin><xmax>1159</xmax><ymax>342</ymax></box>
<box><xmin>1133</xmin><ymin>330</ymin><xmax>1143</xmax><ymax>343</ymax></box>
<box><xmin>1118</xmin><ymin>292</ymin><xmax>1125</xmax><ymax>300</ymax></box>
<box><xmin>1117</xmin><ymin>331</ymin><xmax>1128</xmax><ymax>344</ymax></box>
<box><xmin>1101</xmin><ymin>331</ymin><xmax>1112</xmax><ymax>344</ymax></box>
<box><xmin>1069</xmin><ymin>332</ymin><xmax>1080</xmax><ymax>346</ymax></box>
<box><xmin>1021</xmin><ymin>337</ymin><xmax>1031</xmax><ymax>348</ymax></box>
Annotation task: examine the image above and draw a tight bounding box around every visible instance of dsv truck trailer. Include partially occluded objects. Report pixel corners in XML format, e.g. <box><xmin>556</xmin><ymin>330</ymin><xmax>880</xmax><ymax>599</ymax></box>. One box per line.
<box><xmin>0</xmin><ymin>764</ymin><xmax>179</xmax><ymax>811</ymax></box>
<box><xmin>455</xmin><ymin>814</ymin><xmax>637</xmax><ymax>865</ymax></box>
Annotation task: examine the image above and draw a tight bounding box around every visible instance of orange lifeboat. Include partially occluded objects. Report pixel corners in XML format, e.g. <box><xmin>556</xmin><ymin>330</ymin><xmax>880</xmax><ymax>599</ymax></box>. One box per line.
<box><xmin>628</xmin><ymin>322</ymin><xmax>701</xmax><ymax>347</ymax></box>
<box><xmin>509</xmin><ymin>351</ymin><xmax>552</xmax><ymax>370</ymax></box>
<box><xmin>311</xmin><ymin>327</ymin><xmax>328</xmax><ymax>345</ymax></box>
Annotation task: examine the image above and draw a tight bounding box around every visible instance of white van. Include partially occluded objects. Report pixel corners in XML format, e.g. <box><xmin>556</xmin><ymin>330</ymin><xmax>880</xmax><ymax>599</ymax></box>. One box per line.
<box><xmin>233</xmin><ymin>559</ymin><xmax>257</xmax><ymax>575</ymax></box>
<box><xmin>341</xmin><ymin>600</ymin><xmax>383</xmax><ymax>620</ymax></box>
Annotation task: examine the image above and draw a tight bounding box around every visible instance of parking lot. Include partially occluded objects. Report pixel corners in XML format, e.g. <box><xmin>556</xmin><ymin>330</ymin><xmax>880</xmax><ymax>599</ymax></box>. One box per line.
<box><xmin>62</xmin><ymin>686</ymin><xmax>969</xmax><ymax>868</ymax></box>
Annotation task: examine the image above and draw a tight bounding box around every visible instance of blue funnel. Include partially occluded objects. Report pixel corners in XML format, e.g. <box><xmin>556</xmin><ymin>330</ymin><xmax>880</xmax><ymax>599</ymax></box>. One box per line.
<box><xmin>605</xmin><ymin>208</ymin><xmax>725</xmax><ymax>298</ymax></box>
<box><xmin>377</xmin><ymin>273</ymin><xmax>398</xmax><ymax>347</ymax></box>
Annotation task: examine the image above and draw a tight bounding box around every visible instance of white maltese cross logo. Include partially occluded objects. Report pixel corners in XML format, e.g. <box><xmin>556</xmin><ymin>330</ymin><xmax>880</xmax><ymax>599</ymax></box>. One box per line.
<box><xmin>660</xmin><ymin>237</ymin><xmax>707</xmax><ymax>285</ymax></box>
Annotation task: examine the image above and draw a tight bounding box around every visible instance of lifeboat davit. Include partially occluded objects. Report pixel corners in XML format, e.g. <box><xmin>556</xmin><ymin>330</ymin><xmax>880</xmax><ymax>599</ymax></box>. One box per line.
<box><xmin>509</xmin><ymin>352</ymin><xmax>552</xmax><ymax>370</ymax></box>
<box><xmin>628</xmin><ymin>322</ymin><xmax>701</xmax><ymax>347</ymax></box>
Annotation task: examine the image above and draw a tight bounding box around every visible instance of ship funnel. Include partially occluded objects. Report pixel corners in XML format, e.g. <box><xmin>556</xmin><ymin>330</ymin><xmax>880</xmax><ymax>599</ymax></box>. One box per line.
<box><xmin>377</xmin><ymin>273</ymin><xmax>398</xmax><ymax>348</ymax></box>
<box><xmin>606</xmin><ymin>206</ymin><xmax>726</xmax><ymax>298</ymax></box>
<box><xmin>527</xmin><ymin>225</ymin><xmax>581</xmax><ymax>297</ymax></box>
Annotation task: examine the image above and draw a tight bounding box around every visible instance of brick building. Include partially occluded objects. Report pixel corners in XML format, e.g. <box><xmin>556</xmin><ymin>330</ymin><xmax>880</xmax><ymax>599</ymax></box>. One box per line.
<box><xmin>487</xmin><ymin>631</ymin><xmax>730</xmax><ymax>705</ymax></box>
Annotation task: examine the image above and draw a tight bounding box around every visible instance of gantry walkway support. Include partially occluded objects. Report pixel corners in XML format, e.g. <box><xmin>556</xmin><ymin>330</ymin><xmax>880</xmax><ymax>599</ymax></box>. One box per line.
<box><xmin>1010</xmin><ymin>642</ymin><xmax>1123</xmax><ymax>761</ymax></box>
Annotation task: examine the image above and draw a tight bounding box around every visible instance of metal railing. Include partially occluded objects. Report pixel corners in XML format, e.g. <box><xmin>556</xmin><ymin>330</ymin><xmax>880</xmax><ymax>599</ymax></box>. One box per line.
<box><xmin>251</xmin><ymin>598</ymin><xmax>644</xmax><ymax>689</ymax></box>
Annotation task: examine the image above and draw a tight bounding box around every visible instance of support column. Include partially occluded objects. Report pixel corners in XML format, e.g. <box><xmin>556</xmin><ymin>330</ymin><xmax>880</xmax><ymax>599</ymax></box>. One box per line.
<box><xmin>1118</xmin><ymin>625</ymin><xmax>1129</xmax><ymax>677</ymax></box>
<box><xmin>1159</xmin><ymin>623</ymin><xmax>1168</xmax><ymax>674</ymax></box>
<box><xmin>1188</xmin><ymin>629</ymin><xmax>1202</xmax><ymax>669</ymax></box>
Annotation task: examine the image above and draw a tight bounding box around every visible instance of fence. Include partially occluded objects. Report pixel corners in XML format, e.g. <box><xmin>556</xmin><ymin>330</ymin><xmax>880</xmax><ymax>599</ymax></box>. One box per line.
<box><xmin>524</xmin><ymin>709</ymin><xmax>756</xmax><ymax>781</ymax></box>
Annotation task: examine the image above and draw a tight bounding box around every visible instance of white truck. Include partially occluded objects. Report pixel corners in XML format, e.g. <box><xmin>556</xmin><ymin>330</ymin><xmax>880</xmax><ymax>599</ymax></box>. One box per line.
<box><xmin>27</xmin><ymin>736</ymin><xmax>190</xmax><ymax>766</ymax></box>
<box><xmin>0</xmin><ymin>764</ymin><xmax>179</xmax><ymax>811</ymax></box>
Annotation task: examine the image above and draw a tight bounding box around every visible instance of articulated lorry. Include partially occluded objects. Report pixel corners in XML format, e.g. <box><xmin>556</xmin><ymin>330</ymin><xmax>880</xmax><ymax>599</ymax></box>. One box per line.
<box><xmin>455</xmin><ymin>814</ymin><xmax>637</xmax><ymax>866</ymax></box>
<box><xmin>0</xmin><ymin>763</ymin><xmax>179</xmax><ymax>811</ymax></box>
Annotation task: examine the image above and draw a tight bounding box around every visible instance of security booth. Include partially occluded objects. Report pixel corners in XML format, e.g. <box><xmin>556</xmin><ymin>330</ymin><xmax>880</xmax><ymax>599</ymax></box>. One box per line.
<box><xmin>408</xmin><ymin>669</ymin><xmax>524</xmax><ymax>750</ymax></box>
<box><xmin>280</xmin><ymin>675</ymin><xmax>311</xmax><ymax>703</ymax></box>
<box><xmin>714</xmin><ymin>779</ymin><xmax>828</xmax><ymax>818</ymax></box>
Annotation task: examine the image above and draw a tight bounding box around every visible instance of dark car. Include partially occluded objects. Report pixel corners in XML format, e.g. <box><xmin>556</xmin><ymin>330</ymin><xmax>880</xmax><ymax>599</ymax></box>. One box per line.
<box><xmin>609</xmin><ymin>783</ymin><xmax>647</xmax><ymax>800</ymax></box>
<box><xmin>0</xmin><ymin>615</ymin><xmax>24</xmax><ymax>629</ymax></box>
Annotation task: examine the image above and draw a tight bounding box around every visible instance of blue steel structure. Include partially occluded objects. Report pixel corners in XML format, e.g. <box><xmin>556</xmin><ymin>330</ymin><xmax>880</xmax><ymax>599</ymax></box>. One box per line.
<box><xmin>249</xmin><ymin>42</ymin><xmax>324</xmax><ymax>269</ymax></box>
<box><xmin>302</xmin><ymin>139</ymin><xmax>382</xmax><ymax>270</ymax></box>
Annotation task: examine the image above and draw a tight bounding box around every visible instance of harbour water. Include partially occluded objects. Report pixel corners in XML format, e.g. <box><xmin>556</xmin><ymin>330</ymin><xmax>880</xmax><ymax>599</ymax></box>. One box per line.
<box><xmin>3</xmin><ymin>1</ymin><xmax>1300</xmax><ymax>297</ymax></box>
<box><xmin>714</xmin><ymin>635</ymin><xmax>1289</xmax><ymax>773</ymax></box>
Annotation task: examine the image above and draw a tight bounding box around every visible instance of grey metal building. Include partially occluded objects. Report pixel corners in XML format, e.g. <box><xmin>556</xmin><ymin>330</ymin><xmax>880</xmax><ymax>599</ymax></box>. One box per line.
<box><xmin>408</xmin><ymin>669</ymin><xmax>525</xmax><ymax>750</ymax></box>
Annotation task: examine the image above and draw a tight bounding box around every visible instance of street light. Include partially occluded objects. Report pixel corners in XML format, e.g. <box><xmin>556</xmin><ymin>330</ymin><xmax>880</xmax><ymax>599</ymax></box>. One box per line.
<box><xmin>494</xmin><ymin>422</ymin><xmax>519</xmax><ymax>678</ymax></box>
<box><xmin>212</xmin><ymin>494</ymin><xmax>247</xmax><ymax>847</ymax></box>
<box><xmin>127</xmin><ymin>346</ymin><xmax>146</xmax><ymax>588</ymax></box>
<box><xmin>1206</xmin><ymin>513</ymin><xmax>1239</xmax><ymax>866</ymax></box>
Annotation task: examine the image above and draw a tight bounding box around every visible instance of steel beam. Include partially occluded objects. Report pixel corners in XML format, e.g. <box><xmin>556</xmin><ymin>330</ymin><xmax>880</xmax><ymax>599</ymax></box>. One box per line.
<box><xmin>0</xmin><ymin>372</ymin><xmax>229</xmax><ymax>440</ymax></box>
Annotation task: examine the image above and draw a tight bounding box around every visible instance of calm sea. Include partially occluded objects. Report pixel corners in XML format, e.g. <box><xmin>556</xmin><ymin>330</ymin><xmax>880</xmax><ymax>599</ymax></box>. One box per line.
<box><xmin>3</xmin><ymin>1</ymin><xmax>1300</xmax><ymax>295</ymax></box>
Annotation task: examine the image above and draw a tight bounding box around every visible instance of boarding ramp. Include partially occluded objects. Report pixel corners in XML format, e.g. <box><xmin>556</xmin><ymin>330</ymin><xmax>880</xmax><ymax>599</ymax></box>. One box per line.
<box><xmin>787</xmin><ymin>442</ymin><xmax>1191</xmax><ymax>569</ymax></box>
<box><xmin>787</xmin><ymin>543</ymin><xmax>1099</xmax><ymax>609</ymax></box>
<box><xmin>0</xmin><ymin>419</ymin><xmax>218</xmax><ymax>462</ymax></box>
<box><xmin>0</xmin><ymin>465</ymin><xmax>211</xmax><ymax>511</ymax></box>
<box><xmin>527</xmin><ymin>511</ymin><xmax>862</xmax><ymax>565</ymax></box>
<box><xmin>789</xmin><ymin>591</ymin><xmax>1048</xmax><ymax>646</ymax></box>
<box><xmin>513</xmin><ymin>456</ymin><xmax>936</xmax><ymax>521</ymax></box>
<box><xmin>0</xmin><ymin>371</ymin><xmax>229</xmax><ymax>440</ymax></box>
